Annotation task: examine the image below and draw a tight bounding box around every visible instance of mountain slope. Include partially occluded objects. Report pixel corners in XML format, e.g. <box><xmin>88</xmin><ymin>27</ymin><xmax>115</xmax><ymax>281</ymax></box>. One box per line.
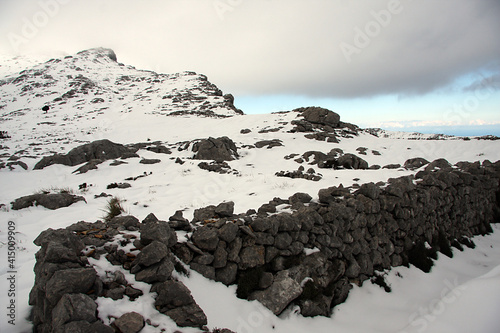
<box><xmin>0</xmin><ymin>47</ymin><xmax>241</xmax><ymax>160</ymax></box>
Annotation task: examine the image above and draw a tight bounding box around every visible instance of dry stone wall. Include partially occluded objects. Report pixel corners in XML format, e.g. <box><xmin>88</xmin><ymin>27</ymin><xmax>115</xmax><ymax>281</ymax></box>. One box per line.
<box><xmin>29</xmin><ymin>159</ymin><xmax>500</xmax><ymax>331</ymax></box>
<box><xmin>174</xmin><ymin>159</ymin><xmax>500</xmax><ymax>316</ymax></box>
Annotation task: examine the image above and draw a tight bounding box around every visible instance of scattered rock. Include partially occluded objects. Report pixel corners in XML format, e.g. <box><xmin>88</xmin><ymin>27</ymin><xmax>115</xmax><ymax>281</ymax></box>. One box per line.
<box><xmin>255</xmin><ymin>139</ymin><xmax>283</xmax><ymax>149</ymax></box>
<box><xmin>112</xmin><ymin>312</ymin><xmax>144</xmax><ymax>333</ymax></box>
<box><xmin>139</xmin><ymin>158</ymin><xmax>161</xmax><ymax>165</ymax></box>
<box><xmin>11</xmin><ymin>193</ymin><xmax>86</xmax><ymax>210</ymax></box>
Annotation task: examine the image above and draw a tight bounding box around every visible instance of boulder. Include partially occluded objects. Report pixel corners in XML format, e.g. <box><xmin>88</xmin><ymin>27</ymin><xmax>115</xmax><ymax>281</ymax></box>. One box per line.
<box><xmin>335</xmin><ymin>154</ymin><xmax>369</xmax><ymax>170</ymax></box>
<box><xmin>192</xmin><ymin>226</ymin><xmax>219</xmax><ymax>251</ymax></box>
<box><xmin>215</xmin><ymin>201</ymin><xmax>235</xmax><ymax>217</ymax></box>
<box><xmin>34</xmin><ymin>139</ymin><xmax>138</xmax><ymax>170</ymax></box>
<box><xmin>296</xmin><ymin>106</ymin><xmax>341</xmax><ymax>128</ymax></box>
<box><xmin>11</xmin><ymin>193</ymin><xmax>86</xmax><ymax>210</ymax></box>
<box><xmin>112</xmin><ymin>312</ymin><xmax>144</xmax><ymax>333</ymax></box>
<box><xmin>249</xmin><ymin>269</ymin><xmax>303</xmax><ymax>315</ymax></box>
<box><xmin>45</xmin><ymin>268</ymin><xmax>97</xmax><ymax>305</ymax></box>
<box><xmin>154</xmin><ymin>280</ymin><xmax>207</xmax><ymax>328</ymax></box>
<box><xmin>192</xmin><ymin>136</ymin><xmax>238</xmax><ymax>162</ymax></box>
<box><xmin>52</xmin><ymin>293</ymin><xmax>97</xmax><ymax>328</ymax></box>
<box><xmin>133</xmin><ymin>241</ymin><xmax>169</xmax><ymax>267</ymax></box>
<box><xmin>140</xmin><ymin>218</ymin><xmax>176</xmax><ymax>247</ymax></box>
<box><xmin>239</xmin><ymin>245</ymin><xmax>266</xmax><ymax>270</ymax></box>
<box><xmin>404</xmin><ymin>157</ymin><xmax>430</xmax><ymax>170</ymax></box>
<box><xmin>255</xmin><ymin>139</ymin><xmax>283</xmax><ymax>149</ymax></box>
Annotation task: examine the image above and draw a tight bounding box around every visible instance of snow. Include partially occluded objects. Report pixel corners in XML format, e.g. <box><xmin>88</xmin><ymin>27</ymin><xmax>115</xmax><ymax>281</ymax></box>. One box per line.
<box><xmin>1</xmin><ymin>50</ymin><xmax>500</xmax><ymax>332</ymax></box>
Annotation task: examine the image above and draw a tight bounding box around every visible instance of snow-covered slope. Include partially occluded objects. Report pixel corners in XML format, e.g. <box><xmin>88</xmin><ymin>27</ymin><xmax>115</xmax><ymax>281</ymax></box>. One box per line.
<box><xmin>1</xmin><ymin>49</ymin><xmax>499</xmax><ymax>333</ymax></box>
<box><xmin>0</xmin><ymin>47</ymin><xmax>241</xmax><ymax>159</ymax></box>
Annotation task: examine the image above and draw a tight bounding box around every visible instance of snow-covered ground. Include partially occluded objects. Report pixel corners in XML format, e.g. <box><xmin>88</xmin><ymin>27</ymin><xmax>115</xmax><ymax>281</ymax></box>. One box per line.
<box><xmin>1</xmin><ymin>49</ymin><xmax>499</xmax><ymax>332</ymax></box>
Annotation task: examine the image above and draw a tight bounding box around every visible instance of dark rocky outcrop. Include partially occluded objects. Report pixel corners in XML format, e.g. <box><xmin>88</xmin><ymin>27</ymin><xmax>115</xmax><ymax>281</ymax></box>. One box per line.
<box><xmin>295</xmin><ymin>150</ymin><xmax>369</xmax><ymax>170</ymax></box>
<box><xmin>192</xmin><ymin>136</ymin><xmax>238</xmax><ymax>162</ymax></box>
<box><xmin>290</xmin><ymin>107</ymin><xmax>359</xmax><ymax>141</ymax></box>
<box><xmin>198</xmin><ymin>161</ymin><xmax>238</xmax><ymax>174</ymax></box>
<box><xmin>34</xmin><ymin>139</ymin><xmax>139</xmax><ymax>170</ymax></box>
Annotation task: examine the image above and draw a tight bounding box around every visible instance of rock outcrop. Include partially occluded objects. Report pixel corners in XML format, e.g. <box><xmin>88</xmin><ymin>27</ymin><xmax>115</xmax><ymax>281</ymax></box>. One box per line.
<box><xmin>192</xmin><ymin>136</ymin><xmax>238</xmax><ymax>162</ymax></box>
<box><xmin>34</xmin><ymin>139</ymin><xmax>139</xmax><ymax>170</ymax></box>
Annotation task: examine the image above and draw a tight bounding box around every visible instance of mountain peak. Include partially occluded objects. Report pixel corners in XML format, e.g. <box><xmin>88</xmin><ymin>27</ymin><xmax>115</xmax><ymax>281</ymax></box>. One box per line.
<box><xmin>75</xmin><ymin>47</ymin><xmax>118</xmax><ymax>62</ymax></box>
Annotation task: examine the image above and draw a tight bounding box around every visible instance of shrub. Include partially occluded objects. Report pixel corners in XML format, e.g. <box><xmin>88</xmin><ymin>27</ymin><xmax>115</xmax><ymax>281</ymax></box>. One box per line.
<box><xmin>103</xmin><ymin>197</ymin><xmax>124</xmax><ymax>222</ymax></box>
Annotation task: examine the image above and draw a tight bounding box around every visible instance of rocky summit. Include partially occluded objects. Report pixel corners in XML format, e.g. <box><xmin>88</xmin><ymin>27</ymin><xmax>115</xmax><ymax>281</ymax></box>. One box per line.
<box><xmin>0</xmin><ymin>48</ymin><xmax>499</xmax><ymax>333</ymax></box>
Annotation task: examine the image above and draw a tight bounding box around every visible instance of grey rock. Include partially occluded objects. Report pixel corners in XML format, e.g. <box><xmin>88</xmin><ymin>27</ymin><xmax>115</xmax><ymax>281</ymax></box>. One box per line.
<box><xmin>46</xmin><ymin>268</ymin><xmax>97</xmax><ymax>305</ymax></box>
<box><xmin>259</xmin><ymin>272</ymin><xmax>274</xmax><ymax>289</ymax></box>
<box><xmin>383</xmin><ymin>163</ymin><xmax>401</xmax><ymax>169</ymax></box>
<box><xmin>140</xmin><ymin>219</ymin><xmax>176</xmax><ymax>247</ymax></box>
<box><xmin>289</xmin><ymin>192</ymin><xmax>312</xmax><ymax>205</ymax></box>
<box><xmin>218</xmin><ymin>222</ymin><xmax>239</xmax><ymax>243</ymax></box>
<box><xmin>192</xmin><ymin>226</ymin><xmax>219</xmax><ymax>251</ymax></box>
<box><xmin>11</xmin><ymin>193</ymin><xmax>86</xmax><ymax>210</ymax></box>
<box><xmin>165</xmin><ymin>304</ymin><xmax>207</xmax><ymax>328</ymax></box>
<box><xmin>192</xmin><ymin>136</ymin><xmax>238</xmax><ymax>162</ymax></box>
<box><xmin>168</xmin><ymin>210</ymin><xmax>191</xmax><ymax>231</ymax></box>
<box><xmin>154</xmin><ymin>280</ymin><xmax>195</xmax><ymax>310</ymax></box>
<box><xmin>345</xmin><ymin>259</ymin><xmax>361</xmax><ymax>278</ymax></box>
<box><xmin>255</xmin><ymin>139</ymin><xmax>283</xmax><ymax>149</ymax></box>
<box><xmin>227</xmin><ymin>237</ymin><xmax>243</xmax><ymax>262</ymax></box>
<box><xmin>356</xmin><ymin>182</ymin><xmax>381</xmax><ymax>200</ymax></box>
<box><xmin>404</xmin><ymin>157</ymin><xmax>430</xmax><ymax>170</ymax></box>
<box><xmin>336</xmin><ymin>153</ymin><xmax>369</xmax><ymax>170</ymax></box>
<box><xmin>216</xmin><ymin>262</ymin><xmax>238</xmax><ymax>285</ymax></box>
<box><xmin>193</xmin><ymin>205</ymin><xmax>216</xmax><ymax>222</ymax></box>
<box><xmin>113</xmin><ymin>312</ymin><xmax>144</xmax><ymax>333</ymax></box>
<box><xmin>108</xmin><ymin>215</ymin><xmax>140</xmax><ymax>230</ymax></box>
<box><xmin>250</xmin><ymin>269</ymin><xmax>303</xmax><ymax>315</ymax></box>
<box><xmin>215</xmin><ymin>201</ymin><xmax>235</xmax><ymax>217</ymax></box>
<box><xmin>239</xmin><ymin>245</ymin><xmax>265</xmax><ymax>269</ymax></box>
<box><xmin>135</xmin><ymin>257</ymin><xmax>174</xmax><ymax>283</ymax></box>
<box><xmin>139</xmin><ymin>158</ymin><xmax>161</xmax><ymax>165</ymax></box>
<box><xmin>298</xmin><ymin>106</ymin><xmax>341</xmax><ymax>128</ymax></box>
<box><xmin>34</xmin><ymin>228</ymin><xmax>85</xmax><ymax>254</ymax></box>
<box><xmin>192</xmin><ymin>253</ymin><xmax>214</xmax><ymax>265</ymax></box>
<box><xmin>213</xmin><ymin>242</ymin><xmax>228</xmax><ymax>268</ymax></box>
<box><xmin>133</xmin><ymin>241</ymin><xmax>169</xmax><ymax>267</ymax></box>
<box><xmin>52</xmin><ymin>293</ymin><xmax>97</xmax><ymax>328</ymax></box>
<box><xmin>34</xmin><ymin>139</ymin><xmax>138</xmax><ymax>170</ymax></box>
<box><xmin>384</xmin><ymin>176</ymin><xmax>416</xmax><ymax>198</ymax></box>
<box><xmin>274</xmin><ymin>232</ymin><xmax>293</xmax><ymax>250</ymax></box>
<box><xmin>190</xmin><ymin>262</ymin><xmax>216</xmax><ymax>280</ymax></box>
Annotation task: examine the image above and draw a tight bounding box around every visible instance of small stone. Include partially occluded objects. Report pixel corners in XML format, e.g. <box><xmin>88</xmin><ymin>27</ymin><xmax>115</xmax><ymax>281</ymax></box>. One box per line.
<box><xmin>113</xmin><ymin>312</ymin><xmax>145</xmax><ymax>333</ymax></box>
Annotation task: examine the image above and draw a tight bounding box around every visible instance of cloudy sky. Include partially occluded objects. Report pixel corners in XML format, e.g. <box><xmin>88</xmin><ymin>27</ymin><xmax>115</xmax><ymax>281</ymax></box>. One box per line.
<box><xmin>1</xmin><ymin>0</ymin><xmax>499</xmax><ymax>135</ymax></box>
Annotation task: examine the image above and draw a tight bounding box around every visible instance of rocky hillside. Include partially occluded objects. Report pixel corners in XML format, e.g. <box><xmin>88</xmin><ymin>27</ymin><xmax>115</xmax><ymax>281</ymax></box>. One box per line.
<box><xmin>0</xmin><ymin>48</ymin><xmax>241</xmax><ymax>161</ymax></box>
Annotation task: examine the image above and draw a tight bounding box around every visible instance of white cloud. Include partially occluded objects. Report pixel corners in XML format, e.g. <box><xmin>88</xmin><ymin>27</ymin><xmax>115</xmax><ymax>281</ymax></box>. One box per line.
<box><xmin>0</xmin><ymin>0</ymin><xmax>499</xmax><ymax>100</ymax></box>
